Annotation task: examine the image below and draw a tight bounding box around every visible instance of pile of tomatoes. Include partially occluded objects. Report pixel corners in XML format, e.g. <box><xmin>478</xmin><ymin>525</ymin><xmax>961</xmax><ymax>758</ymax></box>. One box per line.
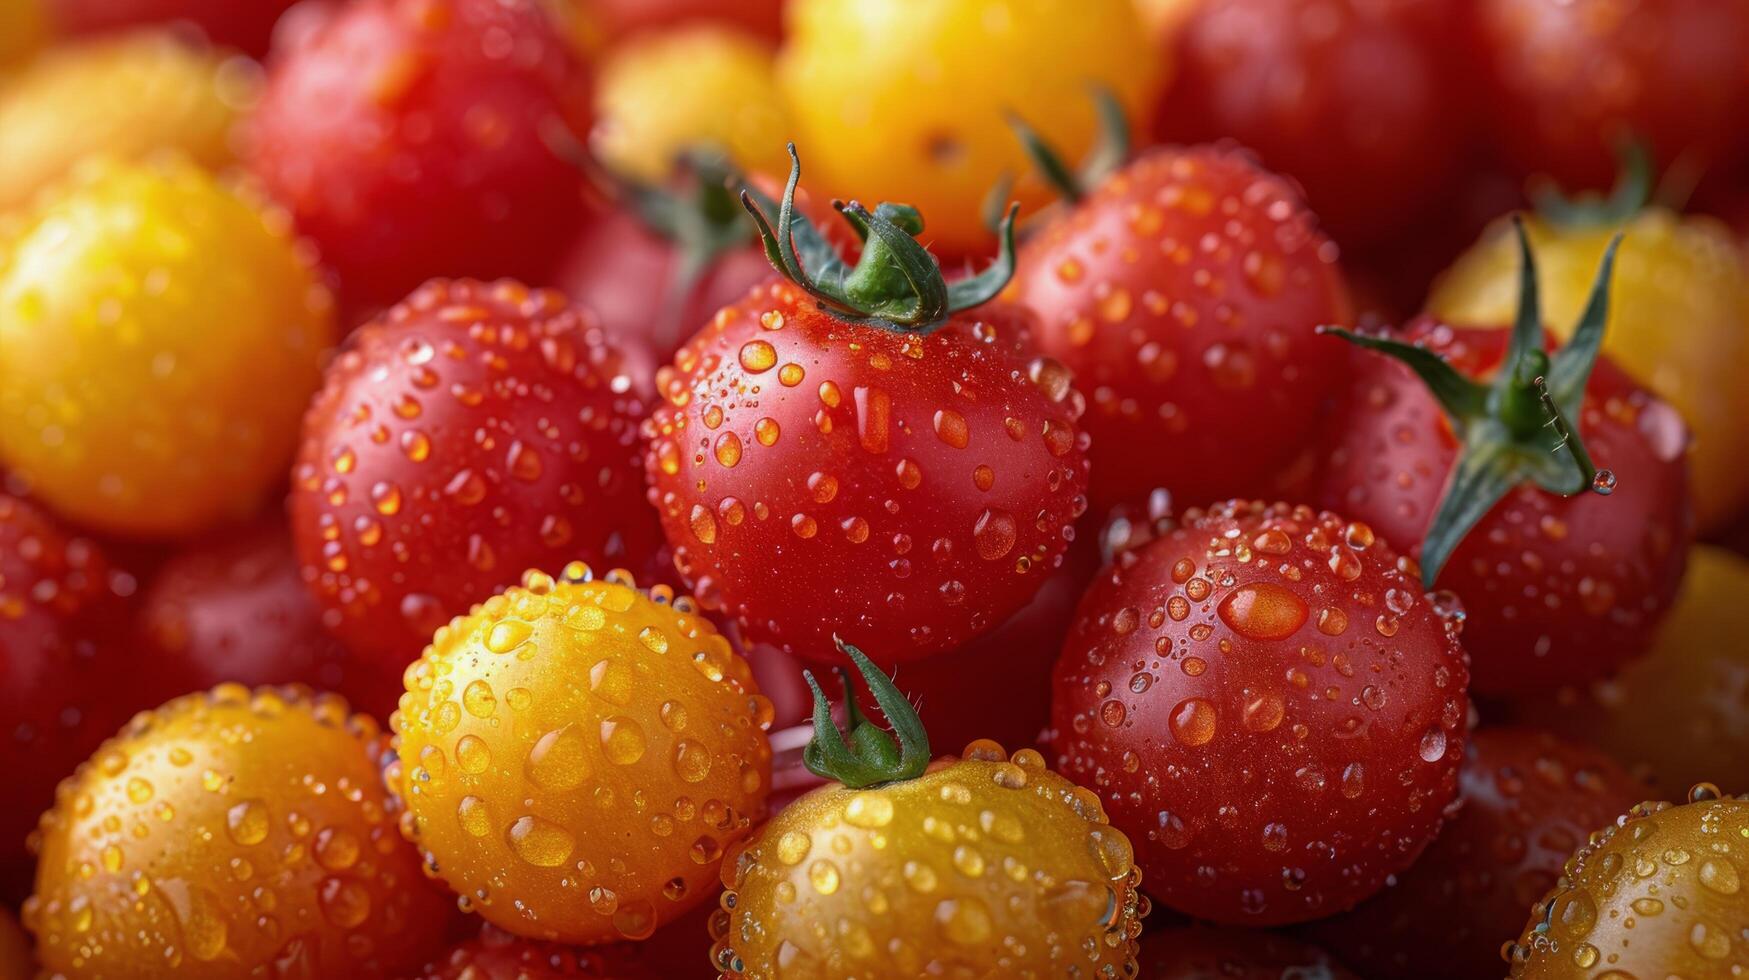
<box><xmin>1</xmin><ymin>0</ymin><xmax>1747</xmax><ymax>977</ymax></box>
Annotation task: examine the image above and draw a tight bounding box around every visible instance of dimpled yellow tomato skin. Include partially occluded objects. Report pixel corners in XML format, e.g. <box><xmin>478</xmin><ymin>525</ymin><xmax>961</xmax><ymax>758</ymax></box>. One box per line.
<box><xmin>1429</xmin><ymin>210</ymin><xmax>1749</xmax><ymax>530</ymax></box>
<box><xmin>0</xmin><ymin>157</ymin><xmax>333</xmax><ymax>538</ymax></box>
<box><xmin>390</xmin><ymin>566</ymin><xmax>774</xmax><ymax>945</ymax></box>
<box><xmin>24</xmin><ymin>685</ymin><xmax>453</xmax><ymax>980</ymax></box>
<box><xmin>592</xmin><ymin>25</ymin><xmax>790</xmax><ymax>184</ymax></box>
<box><xmin>0</xmin><ymin>30</ymin><xmax>254</xmax><ymax>212</ymax></box>
<box><xmin>777</xmin><ymin>0</ymin><xmax>1163</xmax><ymax>258</ymax></box>
<box><xmin>710</xmin><ymin>740</ymin><xmax>1148</xmax><ymax>979</ymax></box>
<box><xmin>1505</xmin><ymin>792</ymin><xmax>1749</xmax><ymax>978</ymax></box>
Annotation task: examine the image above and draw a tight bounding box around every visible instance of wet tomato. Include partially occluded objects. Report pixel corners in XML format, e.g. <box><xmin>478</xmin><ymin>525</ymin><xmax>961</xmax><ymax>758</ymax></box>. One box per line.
<box><xmin>777</xmin><ymin>0</ymin><xmax>1162</xmax><ymax>259</ymax></box>
<box><xmin>414</xmin><ymin>923</ymin><xmax>660</xmax><ymax>979</ymax></box>
<box><xmin>0</xmin><ymin>156</ymin><xmax>335</xmax><ymax>539</ymax></box>
<box><xmin>1160</xmin><ymin>0</ymin><xmax>1470</xmax><ymax>245</ymax></box>
<box><xmin>141</xmin><ymin>523</ymin><xmax>402</xmax><ymax>719</ymax></box>
<box><xmin>45</xmin><ymin>0</ymin><xmax>300</xmax><ymax>55</ymax></box>
<box><xmin>390</xmin><ymin>566</ymin><xmax>773</xmax><ymax>944</ymax></box>
<box><xmin>1002</xmin><ymin>142</ymin><xmax>1352</xmax><ymax>510</ymax></box>
<box><xmin>1504</xmin><ymin>789</ymin><xmax>1749</xmax><ymax>977</ymax></box>
<box><xmin>1140</xmin><ymin>925</ymin><xmax>1360</xmax><ymax>979</ymax></box>
<box><xmin>24</xmin><ymin>685</ymin><xmax>453</xmax><ymax>978</ymax></box>
<box><xmin>290</xmin><ymin>278</ymin><xmax>662</xmax><ymax>670</ymax></box>
<box><xmin>1308</xmin><ymin>727</ymin><xmax>1647</xmax><ymax>980</ymax></box>
<box><xmin>1052</xmin><ymin>500</ymin><xmax>1470</xmax><ymax>926</ymax></box>
<box><xmin>245</xmin><ymin>0</ymin><xmax>592</xmax><ymax>308</ymax></box>
<box><xmin>0</xmin><ymin>29</ymin><xmax>251</xmax><ymax>213</ymax></box>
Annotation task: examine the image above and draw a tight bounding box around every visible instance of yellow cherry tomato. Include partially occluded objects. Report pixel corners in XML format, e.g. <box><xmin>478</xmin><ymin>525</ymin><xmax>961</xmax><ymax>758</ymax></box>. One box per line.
<box><xmin>0</xmin><ymin>0</ymin><xmax>48</xmax><ymax>71</ymax></box>
<box><xmin>0</xmin><ymin>156</ymin><xmax>334</xmax><ymax>538</ymax></box>
<box><xmin>591</xmin><ymin>25</ymin><xmax>791</xmax><ymax>183</ymax></box>
<box><xmin>390</xmin><ymin>565</ymin><xmax>774</xmax><ymax>945</ymax></box>
<box><xmin>1506</xmin><ymin>792</ymin><xmax>1749</xmax><ymax>978</ymax></box>
<box><xmin>712</xmin><ymin>741</ymin><xmax>1147</xmax><ymax>977</ymax></box>
<box><xmin>0</xmin><ymin>29</ymin><xmax>255</xmax><ymax>213</ymax></box>
<box><xmin>24</xmin><ymin>685</ymin><xmax>453</xmax><ymax>979</ymax></box>
<box><xmin>777</xmin><ymin>0</ymin><xmax>1164</xmax><ymax>257</ymax></box>
<box><xmin>1429</xmin><ymin>209</ymin><xmax>1749</xmax><ymax>530</ymax></box>
<box><xmin>0</xmin><ymin>907</ymin><xmax>31</xmax><ymax>980</ymax></box>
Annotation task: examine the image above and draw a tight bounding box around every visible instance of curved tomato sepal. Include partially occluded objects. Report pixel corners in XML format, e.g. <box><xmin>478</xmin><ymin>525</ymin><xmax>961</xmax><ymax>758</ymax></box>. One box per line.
<box><xmin>1005</xmin><ymin>84</ymin><xmax>1131</xmax><ymax>204</ymax></box>
<box><xmin>1320</xmin><ymin>215</ymin><xmax>1624</xmax><ymax>587</ymax></box>
<box><xmin>1531</xmin><ymin>138</ymin><xmax>1655</xmax><ymax>228</ymax></box>
<box><xmin>801</xmin><ymin>637</ymin><xmax>931</xmax><ymax>789</ymax></box>
<box><xmin>740</xmin><ymin>143</ymin><xmax>1017</xmax><ymax>333</ymax></box>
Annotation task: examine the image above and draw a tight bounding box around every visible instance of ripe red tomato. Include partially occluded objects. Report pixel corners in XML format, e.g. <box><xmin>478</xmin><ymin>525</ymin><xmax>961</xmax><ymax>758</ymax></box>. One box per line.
<box><xmin>1002</xmin><ymin>143</ymin><xmax>1352</xmax><ymax>511</ymax></box>
<box><xmin>1159</xmin><ymin>0</ymin><xmax>1471</xmax><ymax>244</ymax></box>
<box><xmin>291</xmin><ymin>279</ymin><xmax>664</xmax><ymax>670</ymax></box>
<box><xmin>1052</xmin><ymin>500</ymin><xmax>1470</xmax><ymax>926</ymax></box>
<box><xmin>1315</xmin><ymin>318</ymin><xmax>1691</xmax><ymax>696</ymax></box>
<box><xmin>45</xmin><ymin>0</ymin><xmax>299</xmax><ymax>54</ymax></box>
<box><xmin>1473</xmin><ymin>0</ymin><xmax>1749</xmax><ymax>190</ymax></box>
<box><xmin>1306</xmin><ymin>727</ymin><xmax>1648</xmax><ymax>980</ymax></box>
<box><xmin>245</xmin><ymin>0</ymin><xmax>593</xmax><ymax>308</ymax></box>
<box><xmin>1141</xmin><ymin>925</ymin><xmax>1361</xmax><ymax>979</ymax></box>
<box><xmin>141</xmin><ymin>523</ymin><xmax>403</xmax><ymax>719</ymax></box>
<box><xmin>567</xmin><ymin>0</ymin><xmax>785</xmax><ymax>47</ymax></box>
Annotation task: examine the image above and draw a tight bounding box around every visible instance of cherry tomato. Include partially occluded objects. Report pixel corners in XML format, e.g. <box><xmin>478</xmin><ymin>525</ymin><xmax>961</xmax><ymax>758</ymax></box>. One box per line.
<box><xmin>290</xmin><ymin>278</ymin><xmax>663</xmax><ymax>670</ymax></box>
<box><xmin>1430</xmin><ymin>208</ymin><xmax>1749</xmax><ymax>531</ymax></box>
<box><xmin>1141</xmin><ymin>925</ymin><xmax>1360</xmax><ymax>979</ymax></box>
<box><xmin>45</xmin><ymin>0</ymin><xmax>299</xmax><ymax>55</ymax></box>
<box><xmin>1002</xmin><ymin>143</ymin><xmax>1352</xmax><ymax>510</ymax></box>
<box><xmin>1315</xmin><ymin>319</ymin><xmax>1691</xmax><ymax>696</ymax></box>
<box><xmin>414</xmin><ymin>923</ymin><xmax>660</xmax><ymax>979</ymax></box>
<box><xmin>0</xmin><ymin>906</ymin><xmax>29</xmax><ymax>979</ymax></box>
<box><xmin>390</xmin><ymin>565</ymin><xmax>773</xmax><ymax>944</ymax></box>
<box><xmin>1159</xmin><ymin>0</ymin><xmax>1471</xmax><ymax>245</ymax></box>
<box><xmin>245</xmin><ymin>0</ymin><xmax>592</xmax><ymax>308</ymax></box>
<box><xmin>1052</xmin><ymin>500</ymin><xmax>1470</xmax><ymax>926</ymax></box>
<box><xmin>1504</xmin><ymin>790</ymin><xmax>1749</xmax><ymax>977</ymax></box>
<box><xmin>0</xmin><ymin>156</ymin><xmax>335</xmax><ymax>539</ymax></box>
<box><xmin>1474</xmin><ymin>0</ymin><xmax>1749</xmax><ymax>189</ymax></box>
<box><xmin>1512</xmin><ymin>546</ymin><xmax>1749</xmax><ymax>799</ymax></box>
<box><xmin>1308</xmin><ymin>728</ymin><xmax>1647</xmax><ymax>980</ymax></box>
<box><xmin>24</xmin><ymin>685</ymin><xmax>454</xmax><ymax>978</ymax></box>
<box><xmin>141</xmin><ymin>523</ymin><xmax>403</xmax><ymax>719</ymax></box>
<box><xmin>777</xmin><ymin>0</ymin><xmax>1163</xmax><ymax>258</ymax></box>
<box><xmin>560</xmin><ymin>0</ymin><xmax>785</xmax><ymax>51</ymax></box>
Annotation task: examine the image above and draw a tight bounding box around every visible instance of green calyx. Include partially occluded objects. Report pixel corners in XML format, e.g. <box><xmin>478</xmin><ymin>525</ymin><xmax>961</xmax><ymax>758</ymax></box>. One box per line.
<box><xmin>613</xmin><ymin>147</ymin><xmax>754</xmax><ymax>329</ymax></box>
<box><xmin>1321</xmin><ymin>215</ymin><xmax>1622</xmax><ymax>588</ymax></box>
<box><xmin>802</xmin><ymin>638</ymin><xmax>931</xmax><ymax>789</ymax></box>
<box><xmin>741</xmin><ymin>144</ymin><xmax>1018</xmax><ymax>334</ymax></box>
<box><xmin>1533</xmin><ymin>139</ymin><xmax>1654</xmax><ymax>228</ymax></box>
<box><xmin>1006</xmin><ymin>85</ymin><xmax>1131</xmax><ymax>204</ymax></box>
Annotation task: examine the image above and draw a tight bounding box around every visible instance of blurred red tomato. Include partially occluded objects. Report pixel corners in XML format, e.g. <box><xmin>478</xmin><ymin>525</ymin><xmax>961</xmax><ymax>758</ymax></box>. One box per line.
<box><xmin>570</xmin><ymin>0</ymin><xmax>784</xmax><ymax>47</ymax></box>
<box><xmin>1142</xmin><ymin>925</ymin><xmax>1361</xmax><ymax>979</ymax></box>
<box><xmin>46</xmin><ymin>0</ymin><xmax>300</xmax><ymax>55</ymax></box>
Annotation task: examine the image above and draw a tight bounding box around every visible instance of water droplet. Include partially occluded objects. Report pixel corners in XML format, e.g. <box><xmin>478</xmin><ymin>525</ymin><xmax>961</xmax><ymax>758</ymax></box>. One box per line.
<box><xmin>1217</xmin><ymin>583</ymin><xmax>1308</xmax><ymax>640</ymax></box>
<box><xmin>226</xmin><ymin>800</ymin><xmax>269</xmax><ymax>846</ymax></box>
<box><xmin>462</xmin><ymin>679</ymin><xmax>496</xmax><ymax>717</ymax></box>
<box><xmin>600</xmin><ymin>717</ymin><xmax>647</xmax><ymax>765</ymax></box>
<box><xmin>935</xmin><ymin>897</ymin><xmax>993</xmax><ymax>944</ymax></box>
<box><xmin>1419</xmin><ymin>727</ymin><xmax>1448</xmax><ymax>763</ymax></box>
<box><xmin>674</xmin><ymin>740</ymin><xmax>712</xmax><ymax>783</ymax></box>
<box><xmin>809</xmin><ymin>860</ymin><xmax>841</xmax><ymax>895</ymax></box>
<box><xmin>972</xmin><ymin>508</ymin><xmax>1017</xmax><ymax>560</ymax></box>
<box><xmin>738</xmin><ymin>340</ymin><xmax>777</xmax><ymax>373</ymax></box>
<box><xmin>506</xmin><ymin>815</ymin><xmax>575</xmax><ymax>867</ymax></box>
<box><xmin>844</xmin><ymin>793</ymin><xmax>895</xmax><ymax>829</ymax></box>
<box><xmin>933</xmin><ymin>409</ymin><xmax>969</xmax><ymax>449</ymax></box>
<box><xmin>455</xmin><ymin>734</ymin><xmax>491</xmax><ymax>774</ymax></box>
<box><xmin>527</xmin><ymin>725</ymin><xmax>591</xmax><ymax>791</ymax></box>
<box><xmin>1591</xmin><ymin>469</ymin><xmax>1616</xmax><ymax>495</ymax></box>
<box><xmin>1169</xmin><ymin>698</ymin><xmax>1217</xmax><ymax>746</ymax></box>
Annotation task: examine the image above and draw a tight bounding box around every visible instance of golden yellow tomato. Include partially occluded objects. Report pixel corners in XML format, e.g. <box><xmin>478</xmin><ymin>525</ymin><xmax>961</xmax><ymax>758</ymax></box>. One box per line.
<box><xmin>390</xmin><ymin>565</ymin><xmax>773</xmax><ymax>944</ymax></box>
<box><xmin>0</xmin><ymin>156</ymin><xmax>334</xmax><ymax>538</ymax></box>
<box><xmin>1430</xmin><ymin>209</ymin><xmax>1749</xmax><ymax>530</ymax></box>
<box><xmin>0</xmin><ymin>29</ymin><xmax>255</xmax><ymax>213</ymax></box>
<box><xmin>24</xmin><ymin>685</ymin><xmax>453</xmax><ymax>979</ymax></box>
<box><xmin>777</xmin><ymin>0</ymin><xmax>1164</xmax><ymax>257</ymax></box>
<box><xmin>591</xmin><ymin>25</ymin><xmax>790</xmax><ymax>183</ymax></box>
<box><xmin>712</xmin><ymin>739</ymin><xmax>1148</xmax><ymax>978</ymax></box>
<box><xmin>0</xmin><ymin>0</ymin><xmax>47</xmax><ymax>71</ymax></box>
<box><xmin>1506</xmin><ymin>792</ymin><xmax>1749</xmax><ymax>977</ymax></box>
<box><xmin>0</xmin><ymin>907</ymin><xmax>30</xmax><ymax>980</ymax></box>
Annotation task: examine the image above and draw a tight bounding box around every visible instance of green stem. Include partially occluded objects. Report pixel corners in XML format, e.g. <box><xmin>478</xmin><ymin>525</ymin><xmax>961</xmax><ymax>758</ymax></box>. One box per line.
<box><xmin>801</xmin><ymin>639</ymin><xmax>931</xmax><ymax>789</ymax></box>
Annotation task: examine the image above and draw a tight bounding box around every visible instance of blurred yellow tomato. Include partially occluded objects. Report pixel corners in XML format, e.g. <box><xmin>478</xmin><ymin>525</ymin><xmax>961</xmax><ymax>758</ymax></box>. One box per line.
<box><xmin>0</xmin><ymin>157</ymin><xmax>334</xmax><ymax>538</ymax></box>
<box><xmin>591</xmin><ymin>25</ymin><xmax>790</xmax><ymax>183</ymax></box>
<box><xmin>0</xmin><ymin>0</ymin><xmax>48</xmax><ymax>70</ymax></box>
<box><xmin>777</xmin><ymin>0</ymin><xmax>1164</xmax><ymax>258</ymax></box>
<box><xmin>0</xmin><ymin>29</ymin><xmax>256</xmax><ymax>214</ymax></box>
<box><xmin>1430</xmin><ymin>209</ymin><xmax>1749</xmax><ymax>530</ymax></box>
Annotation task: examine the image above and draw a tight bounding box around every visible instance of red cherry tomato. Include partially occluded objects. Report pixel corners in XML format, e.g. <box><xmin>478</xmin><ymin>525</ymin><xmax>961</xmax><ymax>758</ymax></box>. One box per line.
<box><xmin>645</xmin><ymin>280</ymin><xmax>1091</xmax><ymax>664</ymax></box>
<box><xmin>45</xmin><ymin>0</ymin><xmax>299</xmax><ymax>55</ymax></box>
<box><xmin>141</xmin><ymin>523</ymin><xmax>403</xmax><ymax>719</ymax></box>
<box><xmin>1159</xmin><ymin>0</ymin><xmax>1471</xmax><ymax>244</ymax></box>
<box><xmin>290</xmin><ymin>279</ymin><xmax>664</xmax><ymax>670</ymax></box>
<box><xmin>575</xmin><ymin>0</ymin><xmax>785</xmax><ymax>45</ymax></box>
<box><xmin>245</xmin><ymin>0</ymin><xmax>593</xmax><ymax>308</ymax></box>
<box><xmin>1141</xmin><ymin>925</ymin><xmax>1361</xmax><ymax>979</ymax></box>
<box><xmin>1052</xmin><ymin>500</ymin><xmax>1470</xmax><ymax>926</ymax></box>
<box><xmin>1003</xmin><ymin>143</ymin><xmax>1352</xmax><ymax>511</ymax></box>
<box><xmin>1314</xmin><ymin>319</ymin><xmax>1691</xmax><ymax>696</ymax></box>
<box><xmin>1307</xmin><ymin>727</ymin><xmax>1648</xmax><ymax>979</ymax></box>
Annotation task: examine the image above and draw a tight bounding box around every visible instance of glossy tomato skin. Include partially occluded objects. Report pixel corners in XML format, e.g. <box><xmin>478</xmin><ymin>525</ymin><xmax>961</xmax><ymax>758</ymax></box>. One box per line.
<box><xmin>291</xmin><ymin>279</ymin><xmax>663</xmax><ymax>672</ymax></box>
<box><xmin>1474</xmin><ymin>0</ymin><xmax>1749</xmax><ymax>189</ymax></box>
<box><xmin>1002</xmin><ymin>143</ymin><xmax>1352</xmax><ymax>511</ymax></box>
<box><xmin>1159</xmin><ymin>0</ymin><xmax>1470</xmax><ymax>245</ymax></box>
<box><xmin>1052</xmin><ymin>500</ymin><xmax>1470</xmax><ymax>926</ymax></box>
<box><xmin>245</xmin><ymin>0</ymin><xmax>592</xmax><ymax>308</ymax></box>
<box><xmin>1504</xmin><ymin>793</ymin><xmax>1749</xmax><ymax>977</ymax></box>
<box><xmin>46</xmin><ymin>0</ymin><xmax>299</xmax><ymax>54</ymax></box>
<box><xmin>1315</xmin><ymin>319</ymin><xmax>1692</xmax><ymax>696</ymax></box>
<box><xmin>141</xmin><ymin>523</ymin><xmax>403</xmax><ymax>719</ymax></box>
<box><xmin>1306</xmin><ymin>728</ymin><xmax>1647</xmax><ymax>980</ymax></box>
<box><xmin>645</xmin><ymin>280</ymin><xmax>1091</xmax><ymax>665</ymax></box>
<box><xmin>1141</xmin><ymin>925</ymin><xmax>1360</xmax><ymax>979</ymax></box>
